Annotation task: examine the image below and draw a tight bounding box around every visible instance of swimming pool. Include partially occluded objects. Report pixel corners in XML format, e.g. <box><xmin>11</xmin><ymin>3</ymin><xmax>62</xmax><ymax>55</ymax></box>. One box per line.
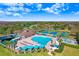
<box><xmin>32</xmin><ymin>35</ymin><xmax>52</xmax><ymax>46</ymax></box>
<box><xmin>16</xmin><ymin>35</ymin><xmax>59</xmax><ymax>51</ymax></box>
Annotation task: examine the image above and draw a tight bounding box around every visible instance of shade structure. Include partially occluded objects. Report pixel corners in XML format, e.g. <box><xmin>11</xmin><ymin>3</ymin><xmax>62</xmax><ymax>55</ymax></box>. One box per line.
<box><xmin>20</xmin><ymin>45</ymin><xmax>34</xmax><ymax>50</ymax></box>
<box><xmin>50</xmin><ymin>32</ymin><xmax>58</xmax><ymax>37</ymax></box>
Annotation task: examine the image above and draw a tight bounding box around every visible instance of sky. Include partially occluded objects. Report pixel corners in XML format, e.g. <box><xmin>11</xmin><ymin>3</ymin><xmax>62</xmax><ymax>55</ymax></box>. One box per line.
<box><xmin>0</xmin><ymin>3</ymin><xmax>79</xmax><ymax>21</ymax></box>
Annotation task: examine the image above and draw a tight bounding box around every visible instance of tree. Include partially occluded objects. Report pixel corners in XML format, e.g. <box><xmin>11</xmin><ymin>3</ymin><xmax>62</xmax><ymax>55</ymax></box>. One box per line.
<box><xmin>75</xmin><ymin>32</ymin><xmax>79</xmax><ymax>44</ymax></box>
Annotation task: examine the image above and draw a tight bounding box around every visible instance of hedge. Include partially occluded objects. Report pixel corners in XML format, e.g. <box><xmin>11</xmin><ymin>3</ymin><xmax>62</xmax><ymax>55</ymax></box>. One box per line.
<box><xmin>64</xmin><ymin>43</ymin><xmax>79</xmax><ymax>49</ymax></box>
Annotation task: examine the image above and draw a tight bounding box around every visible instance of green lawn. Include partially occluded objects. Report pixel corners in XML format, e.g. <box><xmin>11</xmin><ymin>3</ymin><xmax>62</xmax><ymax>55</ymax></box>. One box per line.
<box><xmin>55</xmin><ymin>46</ymin><xmax>79</xmax><ymax>56</ymax></box>
<box><xmin>0</xmin><ymin>45</ymin><xmax>49</xmax><ymax>56</ymax></box>
<box><xmin>0</xmin><ymin>45</ymin><xmax>79</xmax><ymax>56</ymax></box>
<box><xmin>0</xmin><ymin>45</ymin><xmax>15</xmax><ymax>56</ymax></box>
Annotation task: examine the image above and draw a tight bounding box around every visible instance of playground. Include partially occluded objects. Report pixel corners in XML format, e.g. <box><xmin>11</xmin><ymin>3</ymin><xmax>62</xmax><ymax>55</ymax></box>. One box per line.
<box><xmin>0</xmin><ymin>29</ymin><xmax>78</xmax><ymax>56</ymax></box>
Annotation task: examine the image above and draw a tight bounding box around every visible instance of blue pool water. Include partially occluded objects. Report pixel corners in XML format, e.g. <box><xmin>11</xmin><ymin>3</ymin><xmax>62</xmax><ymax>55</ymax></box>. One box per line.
<box><xmin>16</xmin><ymin>35</ymin><xmax>59</xmax><ymax>51</ymax></box>
<box><xmin>16</xmin><ymin>35</ymin><xmax>52</xmax><ymax>51</ymax></box>
<box><xmin>32</xmin><ymin>35</ymin><xmax>52</xmax><ymax>46</ymax></box>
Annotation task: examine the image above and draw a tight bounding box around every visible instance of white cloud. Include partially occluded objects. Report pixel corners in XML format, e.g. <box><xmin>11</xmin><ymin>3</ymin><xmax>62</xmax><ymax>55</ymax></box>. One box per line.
<box><xmin>66</xmin><ymin>6</ymin><xmax>69</xmax><ymax>10</ymax></box>
<box><xmin>36</xmin><ymin>3</ymin><xmax>42</xmax><ymax>10</ymax></box>
<box><xmin>0</xmin><ymin>3</ymin><xmax>31</xmax><ymax>17</ymax></box>
<box><xmin>3</xmin><ymin>3</ymin><xmax>25</xmax><ymax>12</ymax></box>
<box><xmin>0</xmin><ymin>10</ymin><xmax>5</xmax><ymax>14</ymax></box>
<box><xmin>13</xmin><ymin>13</ymin><xmax>22</xmax><ymax>17</ymax></box>
<box><xmin>0</xmin><ymin>9</ymin><xmax>22</xmax><ymax>17</ymax></box>
<box><xmin>0</xmin><ymin>3</ymin><xmax>69</xmax><ymax>17</ymax></box>
<box><xmin>0</xmin><ymin>9</ymin><xmax>21</xmax><ymax>17</ymax></box>
<box><xmin>25</xmin><ymin>3</ymin><xmax>42</xmax><ymax>11</ymax></box>
<box><xmin>51</xmin><ymin>3</ymin><xmax>65</xmax><ymax>11</ymax></box>
<box><xmin>5</xmin><ymin>11</ymin><xmax>13</xmax><ymax>15</ymax></box>
<box><xmin>0</xmin><ymin>9</ymin><xmax>12</xmax><ymax>16</ymax></box>
<box><xmin>42</xmin><ymin>7</ymin><xmax>61</xmax><ymax>15</ymax></box>
<box><xmin>42</xmin><ymin>7</ymin><xmax>54</xmax><ymax>13</ymax></box>
<box><xmin>62</xmin><ymin>8</ymin><xmax>66</xmax><ymax>11</ymax></box>
<box><xmin>6</xmin><ymin>5</ymin><xmax>31</xmax><ymax>13</ymax></box>
<box><xmin>7</xmin><ymin>7</ymin><xmax>19</xmax><ymax>12</ymax></box>
<box><xmin>2</xmin><ymin>3</ymin><xmax>24</xmax><ymax>7</ymax></box>
<box><xmin>42</xmin><ymin>3</ymin><xmax>67</xmax><ymax>15</ymax></box>
<box><xmin>24</xmin><ymin>8</ymin><xmax>31</xmax><ymax>12</ymax></box>
<box><xmin>2</xmin><ymin>3</ymin><xmax>17</xmax><ymax>7</ymax></box>
<box><xmin>19</xmin><ymin>6</ymin><xmax>24</xmax><ymax>11</ymax></box>
<box><xmin>51</xmin><ymin>3</ymin><xmax>62</xmax><ymax>9</ymax></box>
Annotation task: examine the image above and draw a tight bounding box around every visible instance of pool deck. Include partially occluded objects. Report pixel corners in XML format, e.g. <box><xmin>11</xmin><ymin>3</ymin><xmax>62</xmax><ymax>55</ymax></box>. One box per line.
<box><xmin>16</xmin><ymin>36</ymin><xmax>39</xmax><ymax>47</ymax></box>
<box><xmin>15</xmin><ymin>35</ymin><xmax>59</xmax><ymax>55</ymax></box>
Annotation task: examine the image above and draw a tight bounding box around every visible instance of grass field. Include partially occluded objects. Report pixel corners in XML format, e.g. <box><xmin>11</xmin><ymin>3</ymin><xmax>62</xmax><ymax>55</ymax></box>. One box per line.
<box><xmin>55</xmin><ymin>46</ymin><xmax>79</xmax><ymax>56</ymax></box>
<box><xmin>0</xmin><ymin>45</ymin><xmax>79</xmax><ymax>56</ymax></box>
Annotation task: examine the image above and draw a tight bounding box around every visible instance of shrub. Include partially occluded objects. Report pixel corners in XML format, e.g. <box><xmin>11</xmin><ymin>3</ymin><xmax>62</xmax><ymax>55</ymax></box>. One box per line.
<box><xmin>64</xmin><ymin>43</ymin><xmax>79</xmax><ymax>49</ymax></box>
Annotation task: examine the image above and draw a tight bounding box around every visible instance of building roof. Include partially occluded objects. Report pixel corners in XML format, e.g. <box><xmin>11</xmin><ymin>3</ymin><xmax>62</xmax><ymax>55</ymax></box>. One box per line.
<box><xmin>14</xmin><ymin>29</ymin><xmax>36</xmax><ymax>37</ymax></box>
